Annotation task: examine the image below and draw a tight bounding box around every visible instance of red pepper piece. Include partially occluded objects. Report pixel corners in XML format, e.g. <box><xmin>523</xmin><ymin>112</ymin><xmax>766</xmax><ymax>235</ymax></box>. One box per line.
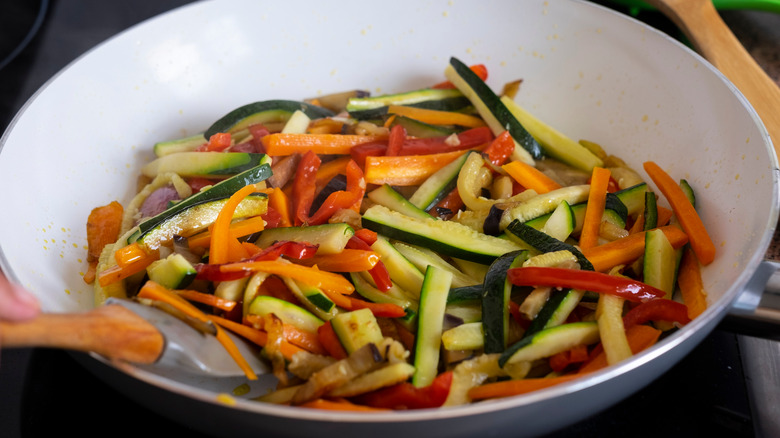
<box><xmin>385</xmin><ymin>124</ymin><xmax>406</xmax><ymax>156</ymax></box>
<box><xmin>507</xmin><ymin>267</ymin><xmax>666</xmax><ymax>303</ymax></box>
<box><xmin>346</xmin><ymin>236</ymin><xmax>392</xmax><ymax>292</ymax></box>
<box><xmin>260</xmin><ymin>207</ymin><xmax>282</xmax><ymax>229</ymax></box>
<box><xmin>354</xmin><ymin>228</ymin><xmax>378</xmax><ymax>246</ymax></box>
<box><xmin>400</xmin><ymin>126</ymin><xmax>493</xmax><ymax>156</ymax></box>
<box><xmin>351</xmin><ymin>371</ymin><xmax>453</xmax><ymax>410</ymax></box>
<box><xmin>292</xmin><ymin>150</ymin><xmax>321</xmax><ymax>226</ymax></box>
<box><xmin>483</xmin><ymin>130</ymin><xmax>515</xmax><ymax>166</ymax></box>
<box><xmin>186</xmin><ymin>177</ymin><xmax>216</xmax><ymax>193</ymax></box>
<box><xmin>350</xmin><ymin>141</ymin><xmax>389</xmax><ymax>168</ymax></box>
<box><xmin>307</xmin><ymin>160</ymin><xmax>365</xmax><ymax>225</ymax></box>
<box><xmin>197</xmin><ymin>132</ymin><xmax>232</xmax><ymax>152</ymax></box>
<box><xmin>318</xmin><ymin>321</ymin><xmax>348</xmax><ymax>360</ymax></box>
<box><xmin>622</xmin><ymin>298</ymin><xmax>691</xmax><ymax>329</ymax></box>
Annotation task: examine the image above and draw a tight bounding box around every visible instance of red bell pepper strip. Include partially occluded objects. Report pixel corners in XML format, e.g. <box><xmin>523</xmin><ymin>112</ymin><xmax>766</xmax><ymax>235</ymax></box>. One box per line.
<box><xmin>349</xmin><ymin>127</ymin><xmax>494</xmax><ymax>167</ymax></box>
<box><xmin>385</xmin><ymin>124</ymin><xmax>407</xmax><ymax>156</ymax></box>
<box><xmin>483</xmin><ymin>130</ymin><xmax>515</xmax><ymax>166</ymax></box>
<box><xmin>622</xmin><ymin>298</ymin><xmax>691</xmax><ymax>330</ymax></box>
<box><xmin>195</xmin><ymin>241</ymin><xmax>319</xmax><ymax>281</ymax></box>
<box><xmin>400</xmin><ymin>126</ymin><xmax>493</xmax><ymax>155</ymax></box>
<box><xmin>351</xmin><ymin>371</ymin><xmax>453</xmax><ymax>410</ymax></box>
<box><xmin>354</xmin><ymin>228</ymin><xmax>378</xmax><ymax>246</ymax></box>
<box><xmin>346</xmin><ymin>236</ymin><xmax>392</xmax><ymax>292</ymax></box>
<box><xmin>507</xmin><ymin>267</ymin><xmax>666</xmax><ymax>303</ymax></box>
<box><xmin>317</xmin><ymin>321</ymin><xmax>348</xmax><ymax>360</ymax></box>
<box><xmin>307</xmin><ymin>159</ymin><xmax>365</xmax><ymax>225</ymax></box>
<box><xmin>197</xmin><ymin>132</ymin><xmax>232</xmax><ymax>152</ymax></box>
<box><xmin>292</xmin><ymin>150</ymin><xmax>321</xmax><ymax>226</ymax></box>
<box><xmin>186</xmin><ymin>177</ymin><xmax>216</xmax><ymax>194</ymax></box>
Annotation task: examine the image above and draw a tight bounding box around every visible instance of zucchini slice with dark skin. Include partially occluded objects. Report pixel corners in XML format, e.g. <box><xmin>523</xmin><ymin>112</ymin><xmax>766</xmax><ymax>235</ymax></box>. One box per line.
<box><xmin>128</xmin><ymin>161</ymin><xmax>272</xmax><ymax>244</ymax></box>
<box><xmin>445</xmin><ymin>56</ymin><xmax>543</xmax><ymax>159</ymax></box>
<box><xmin>205</xmin><ymin>100</ymin><xmax>335</xmax><ymax>138</ymax></box>
<box><xmin>504</xmin><ymin>220</ymin><xmax>594</xmax><ymax>271</ymax></box>
<box><xmin>482</xmin><ymin>250</ymin><xmax>529</xmax><ymax>354</ymax></box>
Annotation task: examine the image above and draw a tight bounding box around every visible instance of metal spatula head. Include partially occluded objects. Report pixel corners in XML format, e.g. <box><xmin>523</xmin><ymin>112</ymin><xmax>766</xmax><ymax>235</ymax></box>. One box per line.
<box><xmin>106</xmin><ymin>298</ymin><xmax>270</xmax><ymax>378</ymax></box>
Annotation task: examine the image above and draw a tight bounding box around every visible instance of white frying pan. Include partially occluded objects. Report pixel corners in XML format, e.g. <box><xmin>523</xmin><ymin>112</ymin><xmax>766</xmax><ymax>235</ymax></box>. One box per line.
<box><xmin>0</xmin><ymin>1</ymin><xmax>777</xmax><ymax>436</ymax></box>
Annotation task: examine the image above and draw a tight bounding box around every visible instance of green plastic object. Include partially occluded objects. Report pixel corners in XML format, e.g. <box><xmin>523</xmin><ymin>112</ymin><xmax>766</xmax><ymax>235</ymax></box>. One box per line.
<box><xmin>607</xmin><ymin>0</ymin><xmax>780</xmax><ymax>15</ymax></box>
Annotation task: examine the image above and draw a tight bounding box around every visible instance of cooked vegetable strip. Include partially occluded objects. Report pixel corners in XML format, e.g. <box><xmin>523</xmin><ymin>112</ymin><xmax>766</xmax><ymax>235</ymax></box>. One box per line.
<box><xmin>262</xmin><ymin>133</ymin><xmax>386</xmax><ymax>156</ymax></box>
<box><xmin>298</xmin><ymin>398</ymin><xmax>390</xmax><ymax>411</ymax></box>
<box><xmin>267</xmin><ymin>188</ymin><xmax>293</xmax><ymax>228</ymax></box>
<box><xmin>365</xmin><ymin>149</ymin><xmax>471</xmax><ymax>186</ymax></box>
<box><xmin>293</xmin><ymin>150</ymin><xmax>321</xmax><ymax>226</ymax></box>
<box><xmin>176</xmin><ymin>289</ymin><xmax>237</xmax><ymax>312</ymax></box>
<box><xmin>220</xmin><ymin>260</ymin><xmax>355</xmax><ymax>296</ymax></box>
<box><xmin>643</xmin><ymin>161</ymin><xmax>716</xmax><ymax>265</ymax></box>
<box><xmin>677</xmin><ymin>247</ymin><xmax>708</xmax><ymax>319</ymax></box>
<box><xmin>98</xmin><ymin>247</ymin><xmax>159</xmax><ymax>287</ymax></box>
<box><xmin>596</xmin><ymin>292</ymin><xmax>631</xmax><ymax>365</ymax></box>
<box><xmin>188</xmin><ymin>216</ymin><xmax>267</xmax><ymax>248</ymax></box>
<box><xmin>579</xmin><ymin>167</ymin><xmax>611</xmax><ymax>250</ymax></box>
<box><xmin>580</xmin><ymin>225</ymin><xmax>688</xmax><ymax>272</ymax></box>
<box><xmin>209</xmin><ymin>314</ymin><xmax>304</xmax><ymax>360</ymax></box>
<box><xmin>84</xmin><ymin>201</ymin><xmax>124</xmax><ymax>283</ymax></box>
<box><xmin>209</xmin><ymin>184</ymin><xmax>261</xmax><ymax>265</ymax></box>
<box><xmin>468</xmin><ymin>374</ymin><xmax>582</xmax><ymax>400</ymax></box>
<box><xmin>137</xmin><ymin>281</ymin><xmax>258</xmax><ymax>380</ymax></box>
<box><xmin>507</xmin><ymin>267</ymin><xmax>666</xmax><ymax>302</ymax></box>
<box><xmin>315</xmin><ymin>156</ymin><xmax>351</xmax><ymax>186</ymax></box>
<box><xmin>387</xmin><ymin>105</ymin><xmax>487</xmax><ymax>128</ymax></box>
<box><xmin>502</xmin><ymin>160</ymin><xmax>562</xmax><ymax>194</ymax></box>
<box><xmin>578</xmin><ymin>324</ymin><xmax>662</xmax><ymax>374</ymax></box>
<box><xmin>294</xmin><ymin>249</ymin><xmax>379</xmax><ymax>272</ymax></box>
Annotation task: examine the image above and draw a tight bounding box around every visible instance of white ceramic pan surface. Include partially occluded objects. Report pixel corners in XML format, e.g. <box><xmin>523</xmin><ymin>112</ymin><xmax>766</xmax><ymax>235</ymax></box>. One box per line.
<box><xmin>0</xmin><ymin>0</ymin><xmax>777</xmax><ymax>436</ymax></box>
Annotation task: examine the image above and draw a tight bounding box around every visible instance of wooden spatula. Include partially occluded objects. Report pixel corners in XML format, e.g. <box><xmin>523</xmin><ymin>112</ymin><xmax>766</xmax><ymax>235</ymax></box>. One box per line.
<box><xmin>643</xmin><ymin>0</ymin><xmax>780</xmax><ymax>162</ymax></box>
<box><xmin>0</xmin><ymin>298</ymin><xmax>269</xmax><ymax>377</ymax></box>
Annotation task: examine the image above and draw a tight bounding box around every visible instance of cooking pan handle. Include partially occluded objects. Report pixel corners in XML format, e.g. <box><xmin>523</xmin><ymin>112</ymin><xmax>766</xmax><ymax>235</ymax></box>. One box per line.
<box><xmin>719</xmin><ymin>260</ymin><xmax>780</xmax><ymax>340</ymax></box>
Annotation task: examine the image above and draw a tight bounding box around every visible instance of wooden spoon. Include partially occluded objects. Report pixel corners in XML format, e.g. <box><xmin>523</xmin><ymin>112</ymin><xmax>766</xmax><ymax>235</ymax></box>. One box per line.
<box><xmin>643</xmin><ymin>0</ymin><xmax>780</xmax><ymax>162</ymax></box>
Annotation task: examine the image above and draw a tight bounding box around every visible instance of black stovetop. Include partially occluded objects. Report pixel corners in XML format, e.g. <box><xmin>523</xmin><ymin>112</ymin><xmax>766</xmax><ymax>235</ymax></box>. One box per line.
<box><xmin>0</xmin><ymin>1</ymin><xmax>762</xmax><ymax>437</ymax></box>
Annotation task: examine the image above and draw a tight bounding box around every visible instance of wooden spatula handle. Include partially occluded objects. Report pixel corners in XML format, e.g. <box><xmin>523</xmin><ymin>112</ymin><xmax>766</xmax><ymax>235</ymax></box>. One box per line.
<box><xmin>0</xmin><ymin>304</ymin><xmax>164</xmax><ymax>364</ymax></box>
<box><xmin>644</xmin><ymin>0</ymin><xmax>780</xmax><ymax>162</ymax></box>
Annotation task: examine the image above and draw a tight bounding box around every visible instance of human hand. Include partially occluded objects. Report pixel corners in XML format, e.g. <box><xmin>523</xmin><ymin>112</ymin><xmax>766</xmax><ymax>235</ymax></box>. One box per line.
<box><xmin>0</xmin><ymin>272</ymin><xmax>40</xmax><ymax>322</ymax></box>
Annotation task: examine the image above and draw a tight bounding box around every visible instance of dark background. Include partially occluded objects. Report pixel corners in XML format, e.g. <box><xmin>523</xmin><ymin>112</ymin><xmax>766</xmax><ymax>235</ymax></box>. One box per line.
<box><xmin>0</xmin><ymin>1</ymin><xmax>778</xmax><ymax>437</ymax></box>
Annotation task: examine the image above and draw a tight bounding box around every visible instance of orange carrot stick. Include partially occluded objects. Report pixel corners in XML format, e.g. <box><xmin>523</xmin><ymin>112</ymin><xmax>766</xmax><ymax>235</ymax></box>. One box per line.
<box><xmin>211</xmin><ymin>314</ymin><xmax>304</xmax><ymax>360</ymax></box>
<box><xmin>677</xmin><ymin>247</ymin><xmax>708</xmax><ymax>319</ymax></box>
<box><xmin>365</xmin><ymin>149</ymin><xmax>470</xmax><ymax>186</ymax></box>
<box><xmin>298</xmin><ymin>398</ymin><xmax>390</xmax><ymax>411</ymax></box>
<box><xmin>318</xmin><ymin>321</ymin><xmax>348</xmax><ymax>360</ymax></box>
<box><xmin>579</xmin><ymin>167</ymin><xmax>611</xmax><ymax>250</ymax></box>
<box><xmin>468</xmin><ymin>374</ymin><xmax>582</xmax><ymax>401</ymax></box>
<box><xmin>188</xmin><ymin>216</ymin><xmax>267</xmax><ymax>248</ymax></box>
<box><xmin>98</xmin><ymin>247</ymin><xmax>159</xmax><ymax>287</ymax></box>
<box><xmin>643</xmin><ymin>161</ymin><xmax>716</xmax><ymax>265</ymax></box>
<box><xmin>261</xmin><ymin>133</ymin><xmax>386</xmax><ymax>156</ymax></box>
<box><xmin>581</xmin><ymin>225</ymin><xmax>688</xmax><ymax>272</ymax></box>
<box><xmin>386</xmin><ymin>105</ymin><xmax>487</xmax><ymax>128</ymax></box>
<box><xmin>294</xmin><ymin>249</ymin><xmax>380</xmax><ymax>272</ymax></box>
<box><xmin>175</xmin><ymin>289</ymin><xmax>237</xmax><ymax>312</ymax></box>
<box><xmin>209</xmin><ymin>184</ymin><xmax>260</xmax><ymax>265</ymax></box>
<box><xmin>657</xmin><ymin>205</ymin><xmax>674</xmax><ymax>227</ymax></box>
<box><xmin>501</xmin><ymin>160</ymin><xmax>562</xmax><ymax>194</ymax></box>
